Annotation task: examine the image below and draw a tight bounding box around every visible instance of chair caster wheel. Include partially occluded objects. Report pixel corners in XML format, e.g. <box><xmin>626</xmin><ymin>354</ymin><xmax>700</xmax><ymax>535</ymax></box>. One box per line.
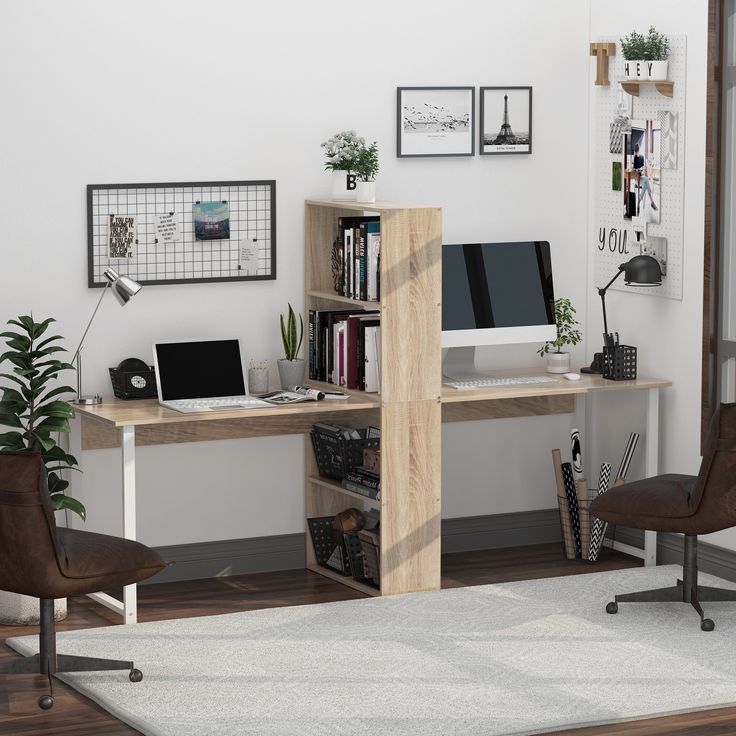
<box><xmin>701</xmin><ymin>618</ymin><xmax>715</xmax><ymax>632</ymax></box>
<box><xmin>38</xmin><ymin>695</ymin><xmax>54</xmax><ymax>710</ymax></box>
<box><xmin>606</xmin><ymin>602</ymin><xmax>618</xmax><ymax>614</ymax></box>
<box><xmin>129</xmin><ymin>668</ymin><xmax>143</xmax><ymax>683</ymax></box>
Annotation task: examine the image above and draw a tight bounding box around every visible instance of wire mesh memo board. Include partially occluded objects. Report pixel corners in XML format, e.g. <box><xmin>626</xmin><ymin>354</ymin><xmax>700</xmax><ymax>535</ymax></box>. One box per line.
<box><xmin>87</xmin><ymin>180</ymin><xmax>276</xmax><ymax>287</ymax></box>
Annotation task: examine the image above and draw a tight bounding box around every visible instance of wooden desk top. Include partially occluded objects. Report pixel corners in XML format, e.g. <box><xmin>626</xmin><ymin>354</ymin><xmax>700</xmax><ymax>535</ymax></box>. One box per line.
<box><xmin>73</xmin><ymin>393</ymin><xmax>379</xmax><ymax>428</ymax></box>
<box><xmin>440</xmin><ymin>370</ymin><xmax>671</xmax><ymax>404</ymax></box>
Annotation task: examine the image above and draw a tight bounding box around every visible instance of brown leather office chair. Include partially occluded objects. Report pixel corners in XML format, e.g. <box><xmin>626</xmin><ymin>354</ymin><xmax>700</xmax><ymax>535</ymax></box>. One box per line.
<box><xmin>590</xmin><ymin>403</ymin><xmax>736</xmax><ymax>631</ymax></box>
<box><xmin>0</xmin><ymin>452</ymin><xmax>166</xmax><ymax>709</ymax></box>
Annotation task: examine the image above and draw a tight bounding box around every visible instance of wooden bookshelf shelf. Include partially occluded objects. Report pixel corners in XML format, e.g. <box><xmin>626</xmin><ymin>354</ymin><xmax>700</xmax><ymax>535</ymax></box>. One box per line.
<box><xmin>304</xmin><ymin>379</ymin><xmax>381</xmax><ymax>404</ymax></box>
<box><xmin>619</xmin><ymin>79</ymin><xmax>674</xmax><ymax>98</ymax></box>
<box><xmin>304</xmin><ymin>198</ymin><xmax>442</xmax><ymax>597</ymax></box>
<box><xmin>305</xmin><ymin>562</ymin><xmax>380</xmax><ymax>597</ymax></box>
<box><xmin>307</xmin><ymin>289</ymin><xmax>380</xmax><ymax>309</ymax></box>
<box><xmin>308</xmin><ymin>475</ymin><xmax>381</xmax><ymax>508</ymax></box>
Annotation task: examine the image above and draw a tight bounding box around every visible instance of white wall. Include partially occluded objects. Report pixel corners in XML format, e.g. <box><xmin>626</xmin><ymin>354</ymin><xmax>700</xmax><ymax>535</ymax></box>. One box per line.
<box><xmin>586</xmin><ymin>2</ymin><xmax>731</xmax><ymax>549</ymax></box>
<box><xmin>1</xmin><ymin>0</ymin><xmax>679</xmax><ymax>549</ymax></box>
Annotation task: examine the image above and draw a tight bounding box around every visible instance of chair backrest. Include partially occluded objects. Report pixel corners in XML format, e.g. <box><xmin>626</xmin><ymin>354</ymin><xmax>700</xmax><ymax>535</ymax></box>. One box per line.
<box><xmin>0</xmin><ymin>451</ymin><xmax>65</xmax><ymax>597</ymax></box>
<box><xmin>688</xmin><ymin>403</ymin><xmax>736</xmax><ymax>533</ymax></box>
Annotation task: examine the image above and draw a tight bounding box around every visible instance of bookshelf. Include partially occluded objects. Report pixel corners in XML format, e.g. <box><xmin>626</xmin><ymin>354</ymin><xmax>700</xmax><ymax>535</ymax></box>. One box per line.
<box><xmin>304</xmin><ymin>198</ymin><xmax>443</xmax><ymax>597</ymax></box>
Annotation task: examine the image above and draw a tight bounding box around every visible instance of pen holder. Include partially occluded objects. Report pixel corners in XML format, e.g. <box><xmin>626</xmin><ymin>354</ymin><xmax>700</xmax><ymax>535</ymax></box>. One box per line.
<box><xmin>248</xmin><ymin>367</ymin><xmax>269</xmax><ymax>394</ymax></box>
<box><xmin>603</xmin><ymin>345</ymin><xmax>637</xmax><ymax>381</ymax></box>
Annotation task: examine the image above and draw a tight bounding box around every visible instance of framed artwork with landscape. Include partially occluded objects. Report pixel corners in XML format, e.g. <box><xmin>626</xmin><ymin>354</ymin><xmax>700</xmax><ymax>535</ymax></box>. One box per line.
<box><xmin>397</xmin><ymin>86</ymin><xmax>475</xmax><ymax>157</ymax></box>
<box><xmin>480</xmin><ymin>86</ymin><xmax>532</xmax><ymax>155</ymax></box>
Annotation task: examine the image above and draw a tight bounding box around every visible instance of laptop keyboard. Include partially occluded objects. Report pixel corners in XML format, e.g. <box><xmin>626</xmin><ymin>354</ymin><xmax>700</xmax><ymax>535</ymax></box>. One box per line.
<box><xmin>167</xmin><ymin>397</ymin><xmax>269</xmax><ymax>411</ymax></box>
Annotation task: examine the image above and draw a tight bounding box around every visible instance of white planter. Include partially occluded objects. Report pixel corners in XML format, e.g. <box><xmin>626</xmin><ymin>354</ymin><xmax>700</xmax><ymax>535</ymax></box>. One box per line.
<box><xmin>647</xmin><ymin>60</ymin><xmax>669</xmax><ymax>80</ymax></box>
<box><xmin>330</xmin><ymin>170</ymin><xmax>357</xmax><ymax>201</ymax></box>
<box><xmin>546</xmin><ymin>352</ymin><xmax>571</xmax><ymax>374</ymax></box>
<box><xmin>0</xmin><ymin>591</ymin><xmax>66</xmax><ymax>625</ymax></box>
<box><xmin>277</xmin><ymin>358</ymin><xmax>305</xmax><ymax>389</ymax></box>
<box><xmin>355</xmin><ymin>181</ymin><xmax>376</xmax><ymax>203</ymax></box>
<box><xmin>624</xmin><ymin>60</ymin><xmax>649</xmax><ymax>80</ymax></box>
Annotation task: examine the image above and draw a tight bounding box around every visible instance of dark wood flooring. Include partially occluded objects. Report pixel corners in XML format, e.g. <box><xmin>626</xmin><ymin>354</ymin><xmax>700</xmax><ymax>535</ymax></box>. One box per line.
<box><xmin>1</xmin><ymin>544</ymin><xmax>735</xmax><ymax>735</ymax></box>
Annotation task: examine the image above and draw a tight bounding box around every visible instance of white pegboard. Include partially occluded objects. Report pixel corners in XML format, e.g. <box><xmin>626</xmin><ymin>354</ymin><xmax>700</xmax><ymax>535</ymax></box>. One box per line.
<box><xmin>593</xmin><ymin>36</ymin><xmax>686</xmax><ymax>300</ymax></box>
<box><xmin>87</xmin><ymin>180</ymin><xmax>276</xmax><ymax>288</ymax></box>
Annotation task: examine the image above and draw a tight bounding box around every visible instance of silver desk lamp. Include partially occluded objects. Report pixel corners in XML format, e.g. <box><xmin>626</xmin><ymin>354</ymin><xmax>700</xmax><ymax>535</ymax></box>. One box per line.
<box><xmin>70</xmin><ymin>268</ymin><xmax>142</xmax><ymax>405</ymax></box>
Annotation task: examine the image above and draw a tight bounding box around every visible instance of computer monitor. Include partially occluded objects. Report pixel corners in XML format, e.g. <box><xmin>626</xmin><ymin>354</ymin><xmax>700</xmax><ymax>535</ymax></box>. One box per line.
<box><xmin>442</xmin><ymin>241</ymin><xmax>556</xmax><ymax>379</ymax></box>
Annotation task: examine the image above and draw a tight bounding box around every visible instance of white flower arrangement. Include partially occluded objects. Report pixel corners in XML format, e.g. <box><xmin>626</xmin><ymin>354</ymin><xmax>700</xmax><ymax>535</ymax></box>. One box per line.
<box><xmin>321</xmin><ymin>130</ymin><xmax>365</xmax><ymax>171</ymax></box>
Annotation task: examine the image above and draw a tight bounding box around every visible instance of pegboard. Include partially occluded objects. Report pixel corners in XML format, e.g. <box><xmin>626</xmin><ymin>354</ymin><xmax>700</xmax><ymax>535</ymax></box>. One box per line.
<box><xmin>592</xmin><ymin>36</ymin><xmax>686</xmax><ymax>301</ymax></box>
<box><xmin>87</xmin><ymin>180</ymin><xmax>276</xmax><ymax>287</ymax></box>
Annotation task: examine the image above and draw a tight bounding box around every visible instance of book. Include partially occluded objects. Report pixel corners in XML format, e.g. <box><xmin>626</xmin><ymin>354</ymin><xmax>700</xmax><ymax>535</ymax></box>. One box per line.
<box><xmin>261</xmin><ymin>388</ymin><xmax>323</xmax><ymax>404</ymax></box>
<box><xmin>336</xmin><ymin>216</ymin><xmax>379</xmax><ymax>299</ymax></box>
<box><xmin>364</xmin><ymin>325</ymin><xmax>380</xmax><ymax>392</ymax></box>
<box><xmin>366</xmin><ymin>222</ymin><xmax>380</xmax><ymax>301</ymax></box>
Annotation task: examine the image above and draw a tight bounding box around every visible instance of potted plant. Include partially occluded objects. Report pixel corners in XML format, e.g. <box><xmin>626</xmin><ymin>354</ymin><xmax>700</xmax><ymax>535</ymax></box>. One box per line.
<box><xmin>277</xmin><ymin>304</ymin><xmax>305</xmax><ymax>389</ymax></box>
<box><xmin>537</xmin><ymin>298</ymin><xmax>583</xmax><ymax>374</ymax></box>
<box><xmin>354</xmin><ymin>141</ymin><xmax>379</xmax><ymax>203</ymax></box>
<box><xmin>321</xmin><ymin>130</ymin><xmax>364</xmax><ymax>200</ymax></box>
<box><xmin>644</xmin><ymin>26</ymin><xmax>670</xmax><ymax>80</ymax></box>
<box><xmin>620</xmin><ymin>29</ymin><xmax>648</xmax><ymax>80</ymax></box>
<box><xmin>0</xmin><ymin>315</ymin><xmax>84</xmax><ymax>624</ymax></box>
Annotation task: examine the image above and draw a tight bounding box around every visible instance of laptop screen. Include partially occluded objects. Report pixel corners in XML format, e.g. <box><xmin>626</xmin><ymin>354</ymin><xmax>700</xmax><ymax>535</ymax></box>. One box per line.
<box><xmin>154</xmin><ymin>339</ymin><xmax>246</xmax><ymax>401</ymax></box>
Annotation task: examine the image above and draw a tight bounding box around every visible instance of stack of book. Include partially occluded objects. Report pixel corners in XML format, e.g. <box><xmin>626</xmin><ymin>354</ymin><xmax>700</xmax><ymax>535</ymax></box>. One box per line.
<box><xmin>342</xmin><ymin>466</ymin><xmax>380</xmax><ymax>500</ymax></box>
<box><xmin>308</xmin><ymin>309</ymin><xmax>381</xmax><ymax>391</ymax></box>
<box><xmin>333</xmin><ymin>216</ymin><xmax>381</xmax><ymax>302</ymax></box>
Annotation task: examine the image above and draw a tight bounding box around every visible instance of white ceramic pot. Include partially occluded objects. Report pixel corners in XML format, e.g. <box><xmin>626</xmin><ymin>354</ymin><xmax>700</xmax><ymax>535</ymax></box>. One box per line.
<box><xmin>0</xmin><ymin>591</ymin><xmax>67</xmax><ymax>625</ymax></box>
<box><xmin>546</xmin><ymin>352</ymin><xmax>571</xmax><ymax>374</ymax></box>
<box><xmin>355</xmin><ymin>181</ymin><xmax>376</xmax><ymax>203</ymax></box>
<box><xmin>331</xmin><ymin>170</ymin><xmax>357</xmax><ymax>201</ymax></box>
<box><xmin>277</xmin><ymin>358</ymin><xmax>305</xmax><ymax>390</ymax></box>
<box><xmin>624</xmin><ymin>60</ymin><xmax>648</xmax><ymax>80</ymax></box>
<box><xmin>647</xmin><ymin>60</ymin><xmax>669</xmax><ymax>80</ymax></box>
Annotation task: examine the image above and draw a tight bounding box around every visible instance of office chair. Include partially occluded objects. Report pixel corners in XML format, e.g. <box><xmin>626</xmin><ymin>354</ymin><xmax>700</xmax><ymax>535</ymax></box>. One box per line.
<box><xmin>589</xmin><ymin>403</ymin><xmax>736</xmax><ymax>631</ymax></box>
<box><xmin>0</xmin><ymin>452</ymin><xmax>166</xmax><ymax>708</ymax></box>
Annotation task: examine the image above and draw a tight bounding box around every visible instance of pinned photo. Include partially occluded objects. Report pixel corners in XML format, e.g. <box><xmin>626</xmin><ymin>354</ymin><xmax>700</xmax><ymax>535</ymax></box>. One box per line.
<box><xmin>193</xmin><ymin>201</ymin><xmax>230</xmax><ymax>240</ymax></box>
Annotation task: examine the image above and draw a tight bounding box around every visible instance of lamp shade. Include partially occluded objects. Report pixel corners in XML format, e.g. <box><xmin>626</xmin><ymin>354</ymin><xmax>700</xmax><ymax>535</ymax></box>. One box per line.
<box><xmin>103</xmin><ymin>268</ymin><xmax>142</xmax><ymax>305</ymax></box>
<box><xmin>622</xmin><ymin>255</ymin><xmax>662</xmax><ymax>287</ymax></box>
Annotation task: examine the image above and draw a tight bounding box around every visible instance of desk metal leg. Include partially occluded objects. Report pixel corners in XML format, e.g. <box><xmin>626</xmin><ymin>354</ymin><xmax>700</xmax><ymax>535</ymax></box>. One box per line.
<box><xmin>121</xmin><ymin>426</ymin><xmax>138</xmax><ymax>623</ymax></box>
<box><xmin>643</xmin><ymin>388</ymin><xmax>660</xmax><ymax>567</ymax></box>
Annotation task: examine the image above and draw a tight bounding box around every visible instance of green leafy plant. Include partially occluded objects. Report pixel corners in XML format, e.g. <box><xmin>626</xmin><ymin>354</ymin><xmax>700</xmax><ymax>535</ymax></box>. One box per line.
<box><xmin>354</xmin><ymin>141</ymin><xmax>379</xmax><ymax>182</ymax></box>
<box><xmin>321</xmin><ymin>130</ymin><xmax>365</xmax><ymax>172</ymax></box>
<box><xmin>280</xmin><ymin>304</ymin><xmax>304</xmax><ymax>361</ymax></box>
<box><xmin>537</xmin><ymin>298</ymin><xmax>583</xmax><ymax>356</ymax></box>
<box><xmin>644</xmin><ymin>26</ymin><xmax>669</xmax><ymax>61</ymax></box>
<box><xmin>0</xmin><ymin>315</ymin><xmax>85</xmax><ymax>519</ymax></box>
<box><xmin>620</xmin><ymin>29</ymin><xmax>647</xmax><ymax>60</ymax></box>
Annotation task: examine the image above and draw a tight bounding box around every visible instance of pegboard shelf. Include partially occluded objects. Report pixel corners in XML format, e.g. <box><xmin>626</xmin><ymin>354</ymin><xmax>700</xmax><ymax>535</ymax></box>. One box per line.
<box><xmin>619</xmin><ymin>79</ymin><xmax>674</xmax><ymax>98</ymax></box>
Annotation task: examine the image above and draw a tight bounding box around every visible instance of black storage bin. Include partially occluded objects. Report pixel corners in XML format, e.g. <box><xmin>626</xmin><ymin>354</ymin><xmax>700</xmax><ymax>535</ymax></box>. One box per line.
<box><xmin>344</xmin><ymin>532</ymin><xmax>380</xmax><ymax>590</ymax></box>
<box><xmin>109</xmin><ymin>366</ymin><xmax>158</xmax><ymax>399</ymax></box>
<box><xmin>307</xmin><ymin>516</ymin><xmax>363</xmax><ymax>577</ymax></box>
<box><xmin>310</xmin><ymin>427</ymin><xmax>380</xmax><ymax>482</ymax></box>
<box><xmin>603</xmin><ymin>345</ymin><xmax>637</xmax><ymax>381</ymax></box>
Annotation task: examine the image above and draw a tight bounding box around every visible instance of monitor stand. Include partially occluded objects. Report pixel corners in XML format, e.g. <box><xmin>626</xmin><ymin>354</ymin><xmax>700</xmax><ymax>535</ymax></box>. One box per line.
<box><xmin>442</xmin><ymin>346</ymin><xmax>496</xmax><ymax>382</ymax></box>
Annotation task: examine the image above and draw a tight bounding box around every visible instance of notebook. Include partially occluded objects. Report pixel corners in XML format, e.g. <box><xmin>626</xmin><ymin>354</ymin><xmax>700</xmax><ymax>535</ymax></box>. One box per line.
<box><xmin>152</xmin><ymin>338</ymin><xmax>270</xmax><ymax>413</ymax></box>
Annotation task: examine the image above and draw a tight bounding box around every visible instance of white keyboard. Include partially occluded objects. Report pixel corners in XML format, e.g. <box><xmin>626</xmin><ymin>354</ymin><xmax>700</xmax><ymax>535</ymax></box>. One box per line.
<box><xmin>163</xmin><ymin>396</ymin><xmax>271</xmax><ymax>413</ymax></box>
<box><xmin>445</xmin><ymin>375</ymin><xmax>559</xmax><ymax>389</ymax></box>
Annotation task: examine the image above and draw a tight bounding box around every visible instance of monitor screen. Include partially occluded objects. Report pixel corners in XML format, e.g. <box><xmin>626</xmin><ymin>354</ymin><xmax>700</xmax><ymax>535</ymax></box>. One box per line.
<box><xmin>154</xmin><ymin>339</ymin><xmax>246</xmax><ymax>400</ymax></box>
<box><xmin>442</xmin><ymin>241</ymin><xmax>555</xmax><ymax>346</ymax></box>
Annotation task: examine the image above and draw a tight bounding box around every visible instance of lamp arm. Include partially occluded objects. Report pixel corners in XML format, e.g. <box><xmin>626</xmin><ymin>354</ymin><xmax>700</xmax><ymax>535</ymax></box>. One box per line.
<box><xmin>71</xmin><ymin>283</ymin><xmax>110</xmax><ymax>366</ymax></box>
<box><xmin>597</xmin><ymin>268</ymin><xmax>624</xmax><ymax>343</ymax></box>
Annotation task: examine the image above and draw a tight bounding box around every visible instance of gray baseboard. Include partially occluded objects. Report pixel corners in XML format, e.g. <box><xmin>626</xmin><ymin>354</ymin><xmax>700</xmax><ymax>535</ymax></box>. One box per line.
<box><xmin>148</xmin><ymin>511</ymin><xmax>736</xmax><ymax>586</ymax></box>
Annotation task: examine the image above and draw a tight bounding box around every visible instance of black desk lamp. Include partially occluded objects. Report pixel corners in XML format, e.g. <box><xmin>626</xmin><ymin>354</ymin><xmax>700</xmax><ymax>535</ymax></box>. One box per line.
<box><xmin>583</xmin><ymin>255</ymin><xmax>662</xmax><ymax>374</ymax></box>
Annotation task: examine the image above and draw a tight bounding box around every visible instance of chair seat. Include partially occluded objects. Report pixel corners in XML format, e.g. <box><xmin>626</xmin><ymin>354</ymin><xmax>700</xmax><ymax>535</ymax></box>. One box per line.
<box><xmin>589</xmin><ymin>474</ymin><xmax>698</xmax><ymax>532</ymax></box>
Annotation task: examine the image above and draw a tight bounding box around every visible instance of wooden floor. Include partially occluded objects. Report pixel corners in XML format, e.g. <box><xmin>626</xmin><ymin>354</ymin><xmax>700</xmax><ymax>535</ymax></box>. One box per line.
<box><xmin>1</xmin><ymin>543</ymin><xmax>735</xmax><ymax>735</ymax></box>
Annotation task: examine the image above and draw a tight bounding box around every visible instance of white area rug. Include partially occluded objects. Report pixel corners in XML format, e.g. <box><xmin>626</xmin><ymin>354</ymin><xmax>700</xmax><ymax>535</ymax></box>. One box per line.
<box><xmin>8</xmin><ymin>565</ymin><xmax>736</xmax><ymax>736</ymax></box>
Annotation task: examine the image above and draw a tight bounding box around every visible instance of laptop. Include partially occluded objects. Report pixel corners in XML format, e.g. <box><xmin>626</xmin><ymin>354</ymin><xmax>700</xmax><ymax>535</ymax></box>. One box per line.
<box><xmin>152</xmin><ymin>338</ymin><xmax>271</xmax><ymax>413</ymax></box>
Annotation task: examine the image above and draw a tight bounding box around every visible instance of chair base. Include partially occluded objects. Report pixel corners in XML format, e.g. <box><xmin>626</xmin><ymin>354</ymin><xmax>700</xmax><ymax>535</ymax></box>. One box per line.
<box><xmin>605</xmin><ymin>534</ymin><xmax>736</xmax><ymax>631</ymax></box>
<box><xmin>0</xmin><ymin>599</ymin><xmax>142</xmax><ymax>709</ymax></box>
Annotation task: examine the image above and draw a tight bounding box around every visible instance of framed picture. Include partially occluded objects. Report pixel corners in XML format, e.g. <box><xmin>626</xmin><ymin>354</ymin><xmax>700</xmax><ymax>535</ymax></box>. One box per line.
<box><xmin>397</xmin><ymin>87</ymin><xmax>475</xmax><ymax>157</ymax></box>
<box><xmin>479</xmin><ymin>87</ymin><xmax>532</xmax><ymax>155</ymax></box>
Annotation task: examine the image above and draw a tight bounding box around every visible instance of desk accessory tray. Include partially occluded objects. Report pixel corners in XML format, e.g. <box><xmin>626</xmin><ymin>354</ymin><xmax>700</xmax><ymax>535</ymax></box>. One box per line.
<box><xmin>109</xmin><ymin>365</ymin><xmax>158</xmax><ymax>400</ymax></box>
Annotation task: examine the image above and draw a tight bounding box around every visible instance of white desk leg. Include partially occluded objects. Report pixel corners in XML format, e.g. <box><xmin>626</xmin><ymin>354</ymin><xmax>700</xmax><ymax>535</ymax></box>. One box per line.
<box><xmin>574</xmin><ymin>392</ymin><xmax>593</xmax><ymax>480</ymax></box>
<box><xmin>644</xmin><ymin>388</ymin><xmax>660</xmax><ymax>567</ymax></box>
<box><xmin>122</xmin><ymin>425</ymin><xmax>138</xmax><ymax>624</ymax></box>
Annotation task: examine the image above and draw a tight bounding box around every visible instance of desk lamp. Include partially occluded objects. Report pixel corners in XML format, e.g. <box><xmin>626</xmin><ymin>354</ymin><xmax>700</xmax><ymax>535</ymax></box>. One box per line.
<box><xmin>71</xmin><ymin>268</ymin><xmax>142</xmax><ymax>405</ymax></box>
<box><xmin>584</xmin><ymin>255</ymin><xmax>662</xmax><ymax>374</ymax></box>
